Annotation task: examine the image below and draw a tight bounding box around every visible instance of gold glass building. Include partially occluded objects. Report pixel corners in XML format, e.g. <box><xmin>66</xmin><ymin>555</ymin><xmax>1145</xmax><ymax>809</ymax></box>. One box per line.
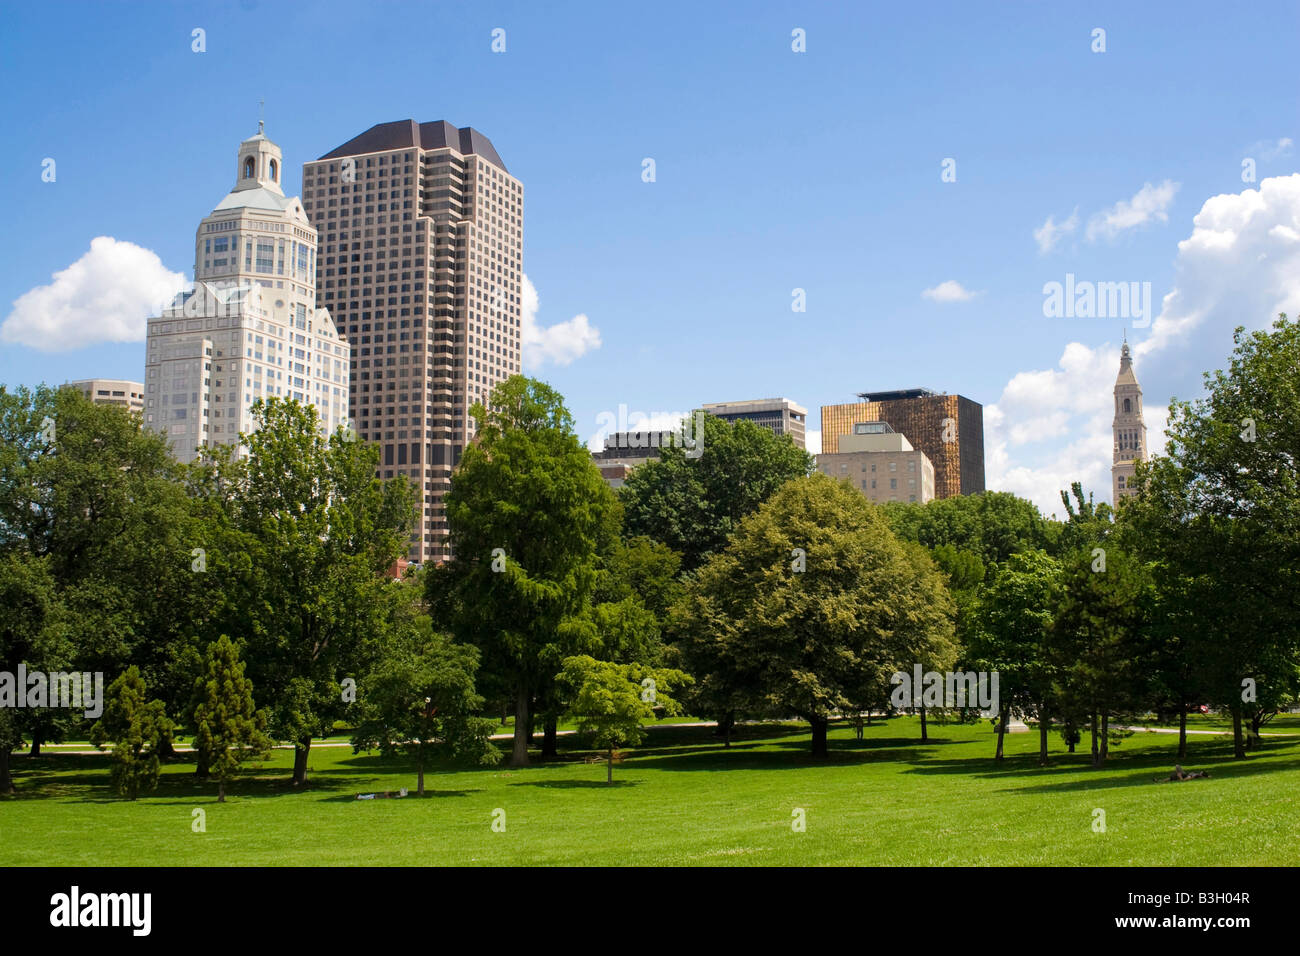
<box><xmin>821</xmin><ymin>388</ymin><xmax>984</xmax><ymax>499</ymax></box>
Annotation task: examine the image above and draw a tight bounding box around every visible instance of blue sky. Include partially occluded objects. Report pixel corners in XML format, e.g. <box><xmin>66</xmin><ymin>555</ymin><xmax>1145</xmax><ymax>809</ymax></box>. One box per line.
<box><xmin>2</xmin><ymin>1</ymin><xmax>1297</xmax><ymax>515</ymax></box>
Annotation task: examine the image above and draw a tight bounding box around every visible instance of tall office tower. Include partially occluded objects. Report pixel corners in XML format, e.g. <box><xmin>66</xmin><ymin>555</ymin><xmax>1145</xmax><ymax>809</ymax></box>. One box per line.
<box><xmin>1111</xmin><ymin>339</ymin><xmax>1148</xmax><ymax>503</ymax></box>
<box><xmin>821</xmin><ymin>388</ymin><xmax>984</xmax><ymax>498</ymax></box>
<box><xmin>67</xmin><ymin>379</ymin><xmax>145</xmax><ymax>415</ymax></box>
<box><xmin>144</xmin><ymin>126</ymin><xmax>350</xmax><ymax>465</ymax></box>
<box><xmin>302</xmin><ymin>120</ymin><xmax>523</xmax><ymax>563</ymax></box>
<box><xmin>702</xmin><ymin>398</ymin><xmax>808</xmax><ymax>449</ymax></box>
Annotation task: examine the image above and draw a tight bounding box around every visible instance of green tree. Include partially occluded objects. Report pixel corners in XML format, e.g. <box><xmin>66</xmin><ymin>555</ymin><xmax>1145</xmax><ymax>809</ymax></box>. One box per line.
<box><xmin>971</xmin><ymin>550</ymin><xmax>1062</xmax><ymax>763</ymax></box>
<box><xmin>191</xmin><ymin>636</ymin><xmax>272</xmax><ymax>802</ymax></box>
<box><xmin>91</xmin><ymin>666</ymin><xmax>175</xmax><ymax>799</ymax></box>
<box><xmin>0</xmin><ymin>384</ymin><xmax>203</xmax><ymax>755</ymax></box>
<box><xmin>0</xmin><ymin>551</ymin><xmax>68</xmax><ymax>792</ymax></box>
<box><xmin>1050</xmin><ymin>548</ymin><xmax>1153</xmax><ymax>767</ymax></box>
<box><xmin>881</xmin><ymin>491</ymin><xmax>1060</xmax><ymax>566</ymax></box>
<box><xmin>558</xmin><ymin>655</ymin><xmax>690</xmax><ymax>783</ymax></box>
<box><xmin>230</xmin><ymin>397</ymin><xmax>415</xmax><ymax>786</ymax></box>
<box><xmin>431</xmin><ymin>376</ymin><xmax>613</xmax><ymax>767</ymax></box>
<box><xmin>618</xmin><ymin>414</ymin><xmax>812</xmax><ymax>571</ymax></box>
<box><xmin>678</xmin><ymin>474</ymin><xmax>956</xmax><ymax>757</ymax></box>
<box><xmin>351</xmin><ymin>620</ymin><xmax>501</xmax><ymax>795</ymax></box>
<box><xmin>1125</xmin><ymin>315</ymin><xmax>1300</xmax><ymax>758</ymax></box>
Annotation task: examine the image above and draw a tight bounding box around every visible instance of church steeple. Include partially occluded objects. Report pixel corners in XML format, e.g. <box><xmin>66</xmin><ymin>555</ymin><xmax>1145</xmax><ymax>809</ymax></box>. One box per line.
<box><xmin>1112</xmin><ymin>336</ymin><xmax>1148</xmax><ymax>503</ymax></box>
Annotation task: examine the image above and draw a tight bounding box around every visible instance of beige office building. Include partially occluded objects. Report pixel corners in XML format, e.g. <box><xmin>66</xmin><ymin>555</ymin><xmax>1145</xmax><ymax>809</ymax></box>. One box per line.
<box><xmin>302</xmin><ymin>120</ymin><xmax>523</xmax><ymax>563</ymax></box>
<box><xmin>68</xmin><ymin>379</ymin><xmax>145</xmax><ymax>415</ymax></box>
<box><xmin>821</xmin><ymin>388</ymin><xmax>983</xmax><ymax>498</ymax></box>
<box><xmin>816</xmin><ymin>421</ymin><xmax>935</xmax><ymax>504</ymax></box>
<box><xmin>703</xmin><ymin>398</ymin><xmax>807</xmax><ymax>449</ymax></box>
<box><xmin>144</xmin><ymin>126</ymin><xmax>350</xmax><ymax>465</ymax></box>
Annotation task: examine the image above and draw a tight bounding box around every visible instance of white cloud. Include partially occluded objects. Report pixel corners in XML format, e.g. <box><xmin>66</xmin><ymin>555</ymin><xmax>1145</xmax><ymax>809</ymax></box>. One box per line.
<box><xmin>1033</xmin><ymin>208</ymin><xmax>1079</xmax><ymax>254</ymax></box>
<box><xmin>520</xmin><ymin>273</ymin><xmax>601</xmax><ymax>367</ymax></box>
<box><xmin>1</xmin><ymin>237</ymin><xmax>186</xmax><ymax>351</ymax></box>
<box><xmin>921</xmin><ymin>280</ymin><xmax>978</xmax><ymax>303</ymax></box>
<box><xmin>1086</xmin><ymin>180</ymin><xmax>1180</xmax><ymax>242</ymax></box>
<box><xmin>989</xmin><ymin>174</ymin><xmax>1300</xmax><ymax>514</ymax></box>
<box><xmin>1250</xmin><ymin>136</ymin><xmax>1294</xmax><ymax>162</ymax></box>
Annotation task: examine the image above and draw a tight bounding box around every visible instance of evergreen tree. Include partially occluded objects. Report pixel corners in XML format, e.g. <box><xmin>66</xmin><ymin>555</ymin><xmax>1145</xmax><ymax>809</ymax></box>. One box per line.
<box><xmin>192</xmin><ymin>636</ymin><xmax>272</xmax><ymax>802</ymax></box>
<box><xmin>91</xmin><ymin>666</ymin><xmax>174</xmax><ymax>800</ymax></box>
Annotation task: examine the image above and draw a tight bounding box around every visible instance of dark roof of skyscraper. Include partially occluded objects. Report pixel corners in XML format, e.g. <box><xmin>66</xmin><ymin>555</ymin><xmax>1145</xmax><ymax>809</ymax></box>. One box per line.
<box><xmin>318</xmin><ymin>120</ymin><xmax>507</xmax><ymax>171</ymax></box>
<box><xmin>856</xmin><ymin>388</ymin><xmax>940</xmax><ymax>402</ymax></box>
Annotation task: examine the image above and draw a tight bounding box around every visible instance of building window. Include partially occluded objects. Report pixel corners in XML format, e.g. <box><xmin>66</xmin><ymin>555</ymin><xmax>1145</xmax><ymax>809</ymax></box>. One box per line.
<box><xmin>244</xmin><ymin>157</ymin><xmax>255</xmax><ymax>179</ymax></box>
<box><xmin>270</xmin><ymin>159</ymin><xmax>279</xmax><ymax>182</ymax></box>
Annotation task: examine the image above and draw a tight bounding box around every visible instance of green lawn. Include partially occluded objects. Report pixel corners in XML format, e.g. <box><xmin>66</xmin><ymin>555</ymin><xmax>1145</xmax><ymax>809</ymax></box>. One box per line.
<box><xmin>4</xmin><ymin>717</ymin><xmax>1298</xmax><ymax>866</ymax></box>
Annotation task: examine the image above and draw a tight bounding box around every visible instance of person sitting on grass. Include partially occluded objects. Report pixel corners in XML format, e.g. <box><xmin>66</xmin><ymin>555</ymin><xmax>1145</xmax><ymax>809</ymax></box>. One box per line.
<box><xmin>1158</xmin><ymin>764</ymin><xmax>1210</xmax><ymax>782</ymax></box>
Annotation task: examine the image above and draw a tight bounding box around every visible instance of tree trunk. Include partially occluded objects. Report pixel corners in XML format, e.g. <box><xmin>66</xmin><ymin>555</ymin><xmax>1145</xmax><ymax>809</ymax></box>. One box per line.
<box><xmin>606</xmin><ymin>748</ymin><xmax>613</xmax><ymax>784</ymax></box>
<box><xmin>721</xmin><ymin>710</ymin><xmax>734</xmax><ymax>748</ymax></box>
<box><xmin>510</xmin><ymin>686</ymin><xmax>531</xmax><ymax>767</ymax></box>
<box><xmin>292</xmin><ymin>736</ymin><xmax>311</xmax><ymax>786</ymax></box>
<box><xmin>29</xmin><ymin>735</ymin><xmax>41</xmax><ymax>757</ymax></box>
<box><xmin>157</xmin><ymin>737</ymin><xmax>175</xmax><ymax>759</ymax></box>
<box><xmin>1230</xmin><ymin>706</ymin><xmax>1245</xmax><ymax>759</ymax></box>
<box><xmin>417</xmin><ymin>745</ymin><xmax>425</xmax><ymax>797</ymax></box>
<box><xmin>995</xmin><ymin>703</ymin><xmax>1007</xmax><ymax>761</ymax></box>
<box><xmin>810</xmin><ymin>716</ymin><xmax>829</xmax><ymax>758</ymax></box>
<box><xmin>195</xmin><ymin>749</ymin><xmax>210</xmax><ymax>777</ymax></box>
<box><xmin>218</xmin><ymin>779</ymin><xmax>225</xmax><ymax>803</ymax></box>
<box><xmin>541</xmin><ymin>716</ymin><xmax>558</xmax><ymax>759</ymax></box>
<box><xmin>1177</xmin><ymin>708</ymin><xmax>1187</xmax><ymax>761</ymax></box>
<box><xmin>1099</xmin><ymin>713</ymin><xmax>1109</xmax><ymax>764</ymax></box>
<box><xmin>0</xmin><ymin>748</ymin><xmax>13</xmax><ymax>793</ymax></box>
<box><xmin>1248</xmin><ymin>712</ymin><xmax>1265</xmax><ymax>750</ymax></box>
<box><xmin>919</xmin><ymin>702</ymin><xmax>928</xmax><ymax>742</ymax></box>
<box><xmin>1038</xmin><ymin>713</ymin><xmax>1049</xmax><ymax>766</ymax></box>
<box><xmin>1090</xmin><ymin>711</ymin><xmax>1100</xmax><ymax>767</ymax></box>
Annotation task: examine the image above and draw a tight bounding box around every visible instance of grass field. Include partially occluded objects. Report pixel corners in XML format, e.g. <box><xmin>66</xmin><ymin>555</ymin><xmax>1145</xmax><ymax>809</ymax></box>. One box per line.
<box><xmin>4</xmin><ymin>716</ymin><xmax>1298</xmax><ymax>866</ymax></box>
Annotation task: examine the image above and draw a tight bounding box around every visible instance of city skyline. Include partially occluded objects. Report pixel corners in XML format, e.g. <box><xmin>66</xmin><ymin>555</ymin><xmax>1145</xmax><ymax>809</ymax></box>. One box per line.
<box><xmin>1</xmin><ymin>2</ymin><xmax>1297</xmax><ymax>516</ymax></box>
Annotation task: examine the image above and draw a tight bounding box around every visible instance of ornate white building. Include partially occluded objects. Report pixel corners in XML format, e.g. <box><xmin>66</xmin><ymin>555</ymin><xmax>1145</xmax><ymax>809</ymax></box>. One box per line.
<box><xmin>144</xmin><ymin>125</ymin><xmax>350</xmax><ymax>463</ymax></box>
<box><xmin>1111</xmin><ymin>337</ymin><xmax>1148</xmax><ymax>502</ymax></box>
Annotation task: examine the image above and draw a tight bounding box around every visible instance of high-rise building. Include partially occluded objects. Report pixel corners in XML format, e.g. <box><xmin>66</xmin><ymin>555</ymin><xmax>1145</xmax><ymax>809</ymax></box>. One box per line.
<box><xmin>815</xmin><ymin>421</ymin><xmax>936</xmax><ymax>504</ymax></box>
<box><xmin>68</xmin><ymin>379</ymin><xmax>145</xmax><ymax>415</ymax></box>
<box><xmin>303</xmin><ymin>120</ymin><xmax>523</xmax><ymax>563</ymax></box>
<box><xmin>1111</xmin><ymin>339</ymin><xmax>1148</xmax><ymax>502</ymax></box>
<box><xmin>702</xmin><ymin>398</ymin><xmax>808</xmax><ymax>449</ymax></box>
<box><xmin>821</xmin><ymin>388</ymin><xmax>984</xmax><ymax>498</ymax></box>
<box><xmin>144</xmin><ymin>125</ymin><xmax>350</xmax><ymax>465</ymax></box>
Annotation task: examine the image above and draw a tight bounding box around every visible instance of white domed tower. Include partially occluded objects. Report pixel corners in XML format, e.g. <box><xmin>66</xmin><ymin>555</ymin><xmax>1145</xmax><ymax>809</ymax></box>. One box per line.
<box><xmin>1111</xmin><ymin>336</ymin><xmax>1148</xmax><ymax>502</ymax></box>
<box><xmin>143</xmin><ymin>120</ymin><xmax>351</xmax><ymax>464</ymax></box>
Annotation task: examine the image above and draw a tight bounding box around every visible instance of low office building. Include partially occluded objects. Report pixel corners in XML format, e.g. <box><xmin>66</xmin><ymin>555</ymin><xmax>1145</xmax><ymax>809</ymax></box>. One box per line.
<box><xmin>67</xmin><ymin>379</ymin><xmax>145</xmax><ymax>415</ymax></box>
<box><xmin>702</xmin><ymin>397</ymin><xmax>807</xmax><ymax>449</ymax></box>
<box><xmin>815</xmin><ymin>421</ymin><xmax>935</xmax><ymax>504</ymax></box>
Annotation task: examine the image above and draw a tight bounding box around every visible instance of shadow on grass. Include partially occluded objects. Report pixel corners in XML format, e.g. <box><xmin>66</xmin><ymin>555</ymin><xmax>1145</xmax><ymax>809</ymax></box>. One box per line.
<box><xmin>510</xmin><ymin>779</ymin><xmax>640</xmax><ymax>789</ymax></box>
